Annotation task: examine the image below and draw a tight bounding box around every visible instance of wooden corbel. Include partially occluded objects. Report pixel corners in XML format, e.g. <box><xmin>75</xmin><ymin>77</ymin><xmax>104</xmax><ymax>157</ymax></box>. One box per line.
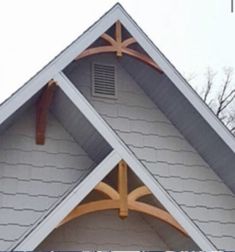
<box><xmin>36</xmin><ymin>80</ymin><xmax>57</xmax><ymax>145</ymax></box>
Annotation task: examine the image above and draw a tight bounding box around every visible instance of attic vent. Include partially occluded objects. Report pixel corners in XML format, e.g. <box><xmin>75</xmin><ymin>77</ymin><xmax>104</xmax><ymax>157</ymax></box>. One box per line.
<box><xmin>92</xmin><ymin>63</ymin><xmax>117</xmax><ymax>98</ymax></box>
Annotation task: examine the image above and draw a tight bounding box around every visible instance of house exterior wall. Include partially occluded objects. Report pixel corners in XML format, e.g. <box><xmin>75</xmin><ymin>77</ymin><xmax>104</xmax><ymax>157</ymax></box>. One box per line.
<box><xmin>65</xmin><ymin>53</ymin><xmax>235</xmax><ymax>250</ymax></box>
<box><xmin>37</xmin><ymin>210</ymin><xmax>169</xmax><ymax>250</ymax></box>
<box><xmin>0</xmin><ymin>109</ymin><xmax>94</xmax><ymax>250</ymax></box>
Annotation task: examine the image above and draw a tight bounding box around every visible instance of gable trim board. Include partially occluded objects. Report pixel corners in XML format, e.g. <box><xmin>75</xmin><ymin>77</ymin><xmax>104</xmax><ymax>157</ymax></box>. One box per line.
<box><xmin>12</xmin><ymin>150</ymin><xmax>121</xmax><ymax>250</ymax></box>
<box><xmin>0</xmin><ymin>3</ymin><xmax>233</xmax><ymax>251</ymax></box>
<box><xmin>14</xmin><ymin>72</ymin><xmax>216</xmax><ymax>251</ymax></box>
<box><xmin>0</xmin><ymin>3</ymin><xmax>234</xmax><ymax>156</ymax></box>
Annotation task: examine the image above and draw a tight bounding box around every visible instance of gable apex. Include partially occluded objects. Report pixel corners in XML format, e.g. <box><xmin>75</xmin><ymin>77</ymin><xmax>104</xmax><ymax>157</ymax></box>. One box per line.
<box><xmin>0</xmin><ymin>3</ymin><xmax>235</xmax><ymax>251</ymax></box>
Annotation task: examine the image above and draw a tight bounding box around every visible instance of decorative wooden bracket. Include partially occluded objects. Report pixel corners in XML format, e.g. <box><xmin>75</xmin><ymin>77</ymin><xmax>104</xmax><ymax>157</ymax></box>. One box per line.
<box><xmin>36</xmin><ymin>80</ymin><xmax>57</xmax><ymax>145</ymax></box>
<box><xmin>75</xmin><ymin>21</ymin><xmax>163</xmax><ymax>73</ymax></box>
<box><xmin>59</xmin><ymin>160</ymin><xmax>187</xmax><ymax>235</ymax></box>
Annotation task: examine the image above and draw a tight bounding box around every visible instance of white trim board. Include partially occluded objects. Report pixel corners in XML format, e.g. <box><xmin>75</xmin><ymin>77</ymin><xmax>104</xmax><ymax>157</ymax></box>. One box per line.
<box><xmin>13</xmin><ymin>71</ymin><xmax>217</xmax><ymax>250</ymax></box>
<box><xmin>0</xmin><ymin>3</ymin><xmax>232</xmax><ymax>250</ymax></box>
<box><xmin>0</xmin><ymin>4</ymin><xmax>234</xmax><ymax>156</ymax></box>
<box><xmin>14</xmin><ymin>150</ymin><xmax>122</xmax><ymax>251</ymax></box>
<box><xmin>55</xmin><ymin>72</ymin><xmax>216</xmax><ymax>250</ymax></box>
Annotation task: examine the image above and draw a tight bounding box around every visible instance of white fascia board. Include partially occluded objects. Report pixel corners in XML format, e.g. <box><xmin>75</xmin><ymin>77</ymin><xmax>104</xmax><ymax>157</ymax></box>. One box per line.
<box><xmin>14</xmin><ymin>150</ymin><xmax>121</xmax><ymax>251</ymax></box>
<box><xmin>0</xmin><ymin>4</ymin><xmax>120</xmax><ymax>126</ymax></box>
<box><xmin>2</xmin><ymin>3</ymin><xmax>234</xmax><ymax>156</ymax></box>
<box><xmin>53</xmin><ymin>5</ymin><xmax>120</xmax><ymax>71</ymax></box>
<box><xmin>117</xmin><ymin>7</ymin><xmax>235</xmax><ymax>153</ymax></box>
<box><xmin>0</xmin><ymin>64</ymin><xmax>57</xmax><ymax>126</ymax></box>
<box><xmin>54</xmin><ymin>72</ymin><xmax>217</xmax><ymax>251</ymax></box>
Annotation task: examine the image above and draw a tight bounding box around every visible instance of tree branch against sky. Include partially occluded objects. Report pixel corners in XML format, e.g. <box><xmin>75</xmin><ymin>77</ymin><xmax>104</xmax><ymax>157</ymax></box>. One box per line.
<box><xmin>189</xmin><ymin>67</ymin><xmax>235</xmax><ymax>135</ymax></box>
<box><xmin>0</xmin><ymin>0</ymin><xmax>234</xmax><ymax>103</ymax></box>
<box><xmin>0</xmin><ymin>1</ymin><xmax>234</xmax><ymax>134</ymax></box>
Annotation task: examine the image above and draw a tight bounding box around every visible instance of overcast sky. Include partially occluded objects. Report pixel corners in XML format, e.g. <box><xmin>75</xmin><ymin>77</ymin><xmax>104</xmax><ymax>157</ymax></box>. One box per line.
<box><xmin>0</xmin><ymin>0</ymin><xmax>234</xmax><ymax>102</ymax></box>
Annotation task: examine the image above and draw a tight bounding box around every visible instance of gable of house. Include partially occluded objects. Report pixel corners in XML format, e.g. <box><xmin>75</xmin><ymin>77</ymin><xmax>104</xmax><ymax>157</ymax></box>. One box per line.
<box><xmin>63</xmin><ymin>52</ymin><xmax>235</xmax><ymax>251</ymax></box>
<box><xmin>0</xmin><ymin>3</ymin><xmax>234</xmax><ymax>251</ymax></box>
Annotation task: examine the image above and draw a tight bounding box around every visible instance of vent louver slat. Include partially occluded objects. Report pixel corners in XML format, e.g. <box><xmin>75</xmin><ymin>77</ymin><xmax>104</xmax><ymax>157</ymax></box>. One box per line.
<box><xmin>92</xmin><ymin>63</ymin><xmax>117</xmax><ymax>98</ymax></box>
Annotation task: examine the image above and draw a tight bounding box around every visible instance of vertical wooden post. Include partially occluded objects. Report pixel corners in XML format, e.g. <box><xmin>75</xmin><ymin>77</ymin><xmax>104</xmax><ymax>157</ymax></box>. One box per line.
<box><xmin>115</xmin><ymin>21</ymin><xmax>122</xmax><ymax>57</ymax></box>
<box><xmin>118</xmin><ymin>160</ymin><xmax>128</xmax><ymax>218</ymax></box>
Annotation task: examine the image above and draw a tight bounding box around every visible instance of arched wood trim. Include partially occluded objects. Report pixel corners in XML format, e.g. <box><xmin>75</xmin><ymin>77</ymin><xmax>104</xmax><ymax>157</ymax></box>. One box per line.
<box><xmin>59</xmin><ymin>199</ymin><xmax>119</xmax><ymax>227</ymax></box>
<box><xmin>122</xmin><ymin>37</ymin><xmax>136</xmax><ymax>47</ymax></box>
<box><xmin>128</xmin><ymin>200</ymin><xmax>187</xmax><ymax>235</ymax></box>
<box><xmin>75</xmin><ymin>21</ymin><xmax>163</xmax><ymax>73</ymax></box>
<box><xmin>95</xmin><ymin>181</ymin><xmax>119</xmax><ymax>200</ymax></box>
<box><xmin>122</xmin><ymin>47</ymin><xmax>162</xmax><ymax>71</ymax></box>
<box><xmin>59</xmin><ymin>198</ymin><xmax>186</xmax><ymax>235</ymax></box>
<box><xmin>128</xmin><ymin>185</ymin><xmax>151</xmax><ymax>201</ymax></box>
<box><xmin>76</xmin><ymin>46</ymin><xmax>116</xmax><ymax>60</ymax></box>
<box><xmin>101</xmin><ymin>33</ymin><xmax>117</xmax><ymax>46</ymax></box>
<box><xmin>58</xmin><ymin>161</ymin><xmax>187</xmax><ymax>236</ymax></box>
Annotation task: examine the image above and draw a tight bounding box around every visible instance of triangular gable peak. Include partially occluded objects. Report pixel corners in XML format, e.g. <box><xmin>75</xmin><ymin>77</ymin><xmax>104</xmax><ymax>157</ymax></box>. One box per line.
<box><xmin>13</xmin><ymin>72</ymin><xmax>216</xmax><ymax>251</ymax></box>
<box><xmin>59</xmin><ymin>160</ymin><xmax>186</xmax><ymax>234</ymax></box>
<box><xmin>0</xmin><ymin>3</ymin><xmax>234</xmax><ymax>251</ymax></box>
<box><xmin>38</xmin><ymin>160</ymin><xmax>198</xmax><ymax>250</ymax></box>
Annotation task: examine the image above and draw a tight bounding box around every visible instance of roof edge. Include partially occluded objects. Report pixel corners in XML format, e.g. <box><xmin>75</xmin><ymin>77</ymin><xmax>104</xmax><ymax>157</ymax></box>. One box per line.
<box><xmin>13</xmin><ymin>150</ymin><xmax>121</xmax><ymax>250</ymax></box>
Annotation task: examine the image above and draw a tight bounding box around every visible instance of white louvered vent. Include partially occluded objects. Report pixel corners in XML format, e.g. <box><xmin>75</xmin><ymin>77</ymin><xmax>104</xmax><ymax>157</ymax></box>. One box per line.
<box><xmin>92</xmin><ymin>63</ymin><xmax>117</xmax><ymax>99</ymax></box>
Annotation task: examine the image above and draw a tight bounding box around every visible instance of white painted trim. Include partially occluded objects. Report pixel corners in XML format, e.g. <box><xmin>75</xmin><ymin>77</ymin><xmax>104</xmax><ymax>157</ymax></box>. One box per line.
<box><xmin>53</xmin><ymin>72</ymin><xmax>217</xmax><ymax>250</ymax></box>
<box><xmin>0</xmin><ymin>4</ymin><xmax>120</xmax><ymax>125</ymax></box>
<box><xmin>14</xmin><ymin>150</ymin><xmax>121</xmax><ymax>251</ymax></box>
<box><xmin>117</xmin><ymin>7</ymin><xmax>235</xmax><ymax>153</ymax></box>
<box><xmin>0</xmin><ymin>64</ymin><xmax>57</xmax><ymax>126</ymax></box>
<box><xmin>0</xmin><ymin>4</ymin><xmax>230</xmax><ymax>250</ymax></box>
<box><xmin>1</xmin><ymin>3</ymin><xmax>234</xmax><ymax>155</ymax></box>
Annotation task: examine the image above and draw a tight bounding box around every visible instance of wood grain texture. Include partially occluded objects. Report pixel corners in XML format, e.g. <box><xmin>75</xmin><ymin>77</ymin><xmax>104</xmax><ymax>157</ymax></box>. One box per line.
<box><xmin>36</xmin><ymin>80</ymin><xmax>57</xmax><ymax>145</ymax></box>
<box><xmin>75</xmin><ymin>21</ymin><xmax>162</xmax><ymax>73</ymax></box>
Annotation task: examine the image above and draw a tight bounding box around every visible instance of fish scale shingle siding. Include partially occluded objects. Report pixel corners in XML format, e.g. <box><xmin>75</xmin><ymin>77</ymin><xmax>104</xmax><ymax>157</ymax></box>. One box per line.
<box><xmin>65</xmin><ymin>54</ymin><xmax>235</xmax><ymax>250</ymax></box>
<box><xmin>0</xmin><ymin>109</ymin><xmax>94</xmax><ymax>250</ymax></box>
<box><xmin>38</xmin><ymin>211</ymin><xmax>169</xmax><ymax>250</ymax></box>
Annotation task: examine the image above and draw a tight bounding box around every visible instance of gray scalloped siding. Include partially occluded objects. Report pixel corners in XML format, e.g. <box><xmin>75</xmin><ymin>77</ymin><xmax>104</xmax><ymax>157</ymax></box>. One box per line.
<box><xmin>38</xmin><ymin>211</ymin><xmax>169</xmax><ymax>250</ymax></box>
<box><xmin>0</xmin><ymin>109</ymin><xmax>94</xmax><ymax>250</ymax></box>
<box><xmin>65</xmin><ymin>54</ymin><xmax>235</xmax><ymax>250</ymax></box>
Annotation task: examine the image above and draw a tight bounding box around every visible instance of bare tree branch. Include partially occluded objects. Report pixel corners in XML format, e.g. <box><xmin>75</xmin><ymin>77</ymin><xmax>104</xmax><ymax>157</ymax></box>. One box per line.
<box><xmin>216</xmin><ymin>68</ymin><xmax>234</xmax><ymax>118</ymax></box>
<box><xmin>203</xmin><ymin>68</ymin><xmax>216</xmax><ymax>103</ymax></box>
<box><xmin>190</xmin><ymin>67</ymin><xmax>235</xmax><ymax>135</ymax></box>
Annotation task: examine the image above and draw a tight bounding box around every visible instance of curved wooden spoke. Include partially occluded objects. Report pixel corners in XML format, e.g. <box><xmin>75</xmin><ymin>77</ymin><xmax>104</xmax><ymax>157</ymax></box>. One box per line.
<box><xmin>59</xmin><ymin>160</ymin><xmax>186</xmax><ymax>235</ymax></box>
<box><xmin>122</xmin><ymin>48</ymin><xmax>163</xmax><ymax>73</ymax></box>
<box><xmin>128</xmin><ymin>200</ymin><xmax>187</xmax><ymax>235</ymax></box>
<box><xmin>128</xmin><ymin>186</ymin><xmax>151</xmax><ymax>202</ymax></box>
<box><xmin>75</xmin><ymin>21</ymin><xmax>163</xmax><ymax>73</ymax></box>
<box><xmin>76</xmin><ymin>46</ymin><xmax>116</xmax><ymax>60</ymax></box>
<box><xmin>95</xmin><ymin>182</ymin><xmax>119</xmax><ymax>200</ymax></box>
<box><xmin>122</xmin><ymin>37</ymin><xmax>136</xmax><ymax>48</ymax></box>
<box><xmin>59</xmin><ymin>199</ymin><xmax>119</xmax><ymax>227</ymax></box>
<box><xmin>101</xmin><ymin>33</ymin><xmax>117</xmax><ymax>46</ymax></box>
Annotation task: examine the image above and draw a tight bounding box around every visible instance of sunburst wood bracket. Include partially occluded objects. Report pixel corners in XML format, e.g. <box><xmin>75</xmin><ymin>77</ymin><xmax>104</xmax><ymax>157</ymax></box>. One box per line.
<box><xmin>36</xmin><ymin>80</ymin><xmax>57</xmax><ymax>145</ymax></box>
<box><xmin>75</xmin><ymin>21</ymin><xmax>163</xmax><ymax>73</ymax></box>
<box><xmin>59</xmin><ymin>160</ymin><xmax>187</xmax><ymax>235</ymax></box>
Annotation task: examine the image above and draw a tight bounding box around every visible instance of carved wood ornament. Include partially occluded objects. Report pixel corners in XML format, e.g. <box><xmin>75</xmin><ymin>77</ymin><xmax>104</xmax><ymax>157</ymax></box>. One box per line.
<box><xmin>36</xmin><ymin>80</ymin><xmax>57</xmax><ymax>145</ymax></box>
<box><xmin>76</xmin><ymin>21</ymin><xmax>163</xmax><ymax>73</ymax></box>
<box><xmin>59</xmin><ymin>160</ymin><xmax>187</xmax><ymax>235</ymax></box>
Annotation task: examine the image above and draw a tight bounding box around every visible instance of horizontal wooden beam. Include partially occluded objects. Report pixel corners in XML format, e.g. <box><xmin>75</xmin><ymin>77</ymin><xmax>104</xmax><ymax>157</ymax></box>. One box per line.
<box><xmin>36</xmin><ymin>80</ymin><xmax>57</xmax><ymax>145</ymax></box>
